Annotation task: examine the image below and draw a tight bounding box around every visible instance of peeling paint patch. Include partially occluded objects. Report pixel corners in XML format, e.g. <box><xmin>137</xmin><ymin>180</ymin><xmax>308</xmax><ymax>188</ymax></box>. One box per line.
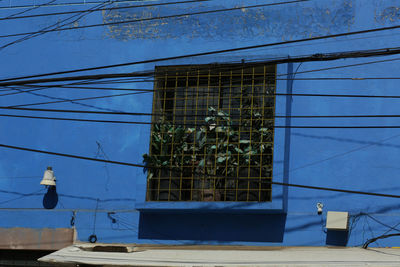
<box><xmin>375</xmin><ymin>6</ymin><xmax>400</xmax><ymax>24</ymax></box>
<box><xmin>103</xmin><ymin>1</ymin><xmax>354</xmax><ymax>41</ymax></box>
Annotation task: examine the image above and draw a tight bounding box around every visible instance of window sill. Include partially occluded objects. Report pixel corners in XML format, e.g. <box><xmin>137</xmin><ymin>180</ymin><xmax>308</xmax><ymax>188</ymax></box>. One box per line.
<box><xmin>135</xmin><ymin>201</ymin><xmax>285</xmax><ymax>214</ymax></box>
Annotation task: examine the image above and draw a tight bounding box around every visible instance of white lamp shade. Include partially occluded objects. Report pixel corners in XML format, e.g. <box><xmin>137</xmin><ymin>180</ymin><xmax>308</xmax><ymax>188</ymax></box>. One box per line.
<box><xmin>40</xmin><ymin>169</ymin><xmax>56</xmax><ymax>186</ymax></box>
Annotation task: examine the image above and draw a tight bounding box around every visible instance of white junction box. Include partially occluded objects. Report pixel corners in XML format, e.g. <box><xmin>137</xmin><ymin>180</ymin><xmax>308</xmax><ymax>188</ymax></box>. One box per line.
<box><xmin>326</xmin><ymin>211</ymin><xmax>349</xmax><ymax>231</ymax></box>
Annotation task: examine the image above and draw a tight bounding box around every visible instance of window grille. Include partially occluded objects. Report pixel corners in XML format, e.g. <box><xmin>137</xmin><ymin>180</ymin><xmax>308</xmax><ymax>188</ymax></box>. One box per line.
<box><xmin>144</xmin><ymin>64</ymin><xmax>276</xmax><ymax>202</ymax></box>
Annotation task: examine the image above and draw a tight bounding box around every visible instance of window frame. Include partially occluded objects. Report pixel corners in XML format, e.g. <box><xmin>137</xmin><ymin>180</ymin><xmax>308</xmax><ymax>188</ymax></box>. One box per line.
<box><xmin>136</xmin><ymin>62</ymin><xmax>291</xmax><ymax>213</ymax></box>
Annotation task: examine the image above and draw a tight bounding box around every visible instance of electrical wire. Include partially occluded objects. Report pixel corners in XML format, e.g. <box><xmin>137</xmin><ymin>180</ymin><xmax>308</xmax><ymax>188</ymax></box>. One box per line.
<box><xmin>0</xmin><ymin>188</ymin><xmax>44</xmax><ymax>205</ymax></box>
<box><xmin>8</xmin><ymin>86</ymin><xmax>400</xmax><ymax>100</ymax></box>
<box><xmin>89</xmin><ymin>199</ymin><xmax>99</xmax><ymax>243</ymax></box>
<box><xmin>10</xmin><ymin>112</ymin><xmax>400</xmax><ymax>126</ymax></box>
<box><xmin>0</xmin><ymin>87</ymin><xmax>46</xmax><ymax>97</ymax></box>
<box><xmin>348</xmin><ymin>212</ymin><xmax>400</xmax><ymax>246</ymax></box>
<box><xmin>2</xmin><ymin>0</ymin><xmax>56</xmax><ymax>19</ymax></box>
<box><xmin>0</xmin><ymin>75</ymin><xmax>153</xmax><ymax>99</ymax></box>
<box><xmin>1</xmin><ymin>47</ymin><xmax>400</xmax><ymax>129</ymax></box>
<box><xmin>7</xmin><ymin>106</ymin><xmax>400</xmax><ymax>119</ymax></box>
<box><xmin>1</xmin><ymin>87</ymin><xmax>128</xmax><ymax>112</ymax></box>
<box><xmin>2</xmin><ymin>35</ymin><xmax>400</xmax><ymax>84</ymax></box>
<box><xmin>0</xmin><ymin>0</ymin><xmax>210</xmax><ymax>21</ymax></box>
<box><xmin>281</xmin><ymin>132</ymin><xmax>400</xmax><ymax>177</ymax></box>
<box><xmin>0</xmin><ymin>0</ymin><xmax>113</xmax><ymax>50</ymax></box>
<box><xmin>5</xmin><ymin>84</ymin><xmax>154</xmax><ymax>92</ymax></box>
<box><xmin>75</xmin><ymin>77</ymin><xmax>155</xmax><ymax>85</ymax></box>
<box><xmin>1</xmin><ymin>45</ymin><xmax>399</xmax><ymax>85</ymax></box>
<box><xmin>0</xmin><ymin>175</ymin><xmax>40</xmax><ymax>179</ymax></box>
<box><xmin>0</xmin><ymin>0</ymin><xmax>310</xmax><ymax>38</ymax></box>
<box><xmin>0</xmin><ymin>0</ymin><xmax>125</xmax><ymax>9</ymax></box>
<box><xmin>6</xmin><ymin>112</ymin><xmax>400</xmax><ymax>129</ymax></box>
<box><xmin>363</xmin><ymin>233</ymin><xmax>400</xmax><ymax>248</ymax></box>
<box><xmin>2</xmin><ymin>51</ymin><xmax>400</xmax><ymax>102</ymax></box>
<box><xmin>285</xmin><ymin>56</ymin><xmax>400</xmax><ymax>78</ymax></box>
<box><xmin>0</xmin><ymin>0</ymin><xmax>169</xmax><ymax>9</ymax></box>
<box><xmin>0</xmin><ymin>207</ymin><xmax>136</xmax><ymax>212</ymax></box>
<box><xmin>1</xmin><ymin>142</ymin><xmax>400</xmax><ymax>199</ymax></box>
<box><xmin>364</xmin><ymin>213</ymin><xmax>400</xmax><ymax>233</ymax></box>
<box><xmin>8</xmin><ymin>90</ymin><xmax>147</xmax><ymax>108</ymax></box>
<box><xmin>0</xmin><ymin>78</ymin><xmax>141</xmax><ymax>112</ymax></box>
<box><xmin>0</xmin><ymin>113</ymin><xmax>153</xmax><ymax>124</ymax></box>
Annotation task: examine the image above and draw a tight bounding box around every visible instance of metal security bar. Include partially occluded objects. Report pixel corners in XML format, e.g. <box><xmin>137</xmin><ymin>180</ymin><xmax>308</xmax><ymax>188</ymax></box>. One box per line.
<box><xmin>145</xmin><ymin>64</ymin><xmax>276</xmax><ymax>202</ymax></box>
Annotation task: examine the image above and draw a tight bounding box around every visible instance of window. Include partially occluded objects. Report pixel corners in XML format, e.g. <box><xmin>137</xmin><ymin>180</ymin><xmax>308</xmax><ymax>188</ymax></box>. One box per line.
<box><xmin>144</xmin><ymin>64</ymin><xmax>276</xmax><ymax>202</ymax></box>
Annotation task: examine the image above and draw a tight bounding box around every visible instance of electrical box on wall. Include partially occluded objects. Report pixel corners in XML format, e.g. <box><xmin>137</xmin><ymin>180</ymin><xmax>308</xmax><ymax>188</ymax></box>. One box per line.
<box><xmin>326</xmin><ymin>211</ymin><xmax>349</xmax><ymax>231</ymax></box>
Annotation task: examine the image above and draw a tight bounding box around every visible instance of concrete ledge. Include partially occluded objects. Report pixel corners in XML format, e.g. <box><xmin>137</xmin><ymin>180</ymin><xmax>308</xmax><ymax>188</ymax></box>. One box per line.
<box><xmin>0</xmin><ymin>227</ymin><xmax>75</xmax><ymax>250</ymax></box>
<box><xmin>39</xmin><ymin>244</ymin><xmax>400</xmax><ymax>266</ymax></box>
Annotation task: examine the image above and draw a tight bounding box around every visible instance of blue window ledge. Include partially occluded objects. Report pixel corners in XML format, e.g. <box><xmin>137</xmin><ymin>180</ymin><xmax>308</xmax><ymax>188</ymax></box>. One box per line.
<box><xmin>135</xmin><ymin>199</ymin><xmax>285</xmax><ymax>214</ymax></box>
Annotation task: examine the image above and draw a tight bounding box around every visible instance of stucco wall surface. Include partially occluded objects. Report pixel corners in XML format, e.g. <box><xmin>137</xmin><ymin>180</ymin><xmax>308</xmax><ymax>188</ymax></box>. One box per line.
<box><xmin>0</xmin><ymin>0</ymin><xmax>400</xmax><ymax>247</ymax></box>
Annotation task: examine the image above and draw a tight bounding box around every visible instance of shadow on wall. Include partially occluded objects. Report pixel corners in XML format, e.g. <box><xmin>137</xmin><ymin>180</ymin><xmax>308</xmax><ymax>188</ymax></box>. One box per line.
<box><xmin>43</xmin><ymin>186</ymin><xmax>58</xmax><ymax>209</ymax></box>
<box><xmin>139</xmin><ymin>213</ymin><xmax>286</xmax><ymax>243</ymax></box>
<box><xmin>326</xmin><ymin>230</ymin><xmax>348</xmax><ymax>246</ymax></box>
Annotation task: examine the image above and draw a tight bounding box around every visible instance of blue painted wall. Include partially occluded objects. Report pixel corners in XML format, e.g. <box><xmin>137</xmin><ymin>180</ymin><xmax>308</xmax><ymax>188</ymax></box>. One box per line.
<box><xmin>1</xmin><ymin>0</ymin><xmax>400</xmax><ymax>247</ymax></box>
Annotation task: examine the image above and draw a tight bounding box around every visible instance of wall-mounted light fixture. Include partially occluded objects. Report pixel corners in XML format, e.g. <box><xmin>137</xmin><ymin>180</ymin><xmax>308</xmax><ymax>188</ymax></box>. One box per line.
<box><xmin>317</xmin><ymin>202</ymin><xmax>324</xmax><ymax>215</ymax></box>
<box><xmin>40</xmin><ymin>166</ymin><xmax>56</xmax><ymax>187</ymax></box>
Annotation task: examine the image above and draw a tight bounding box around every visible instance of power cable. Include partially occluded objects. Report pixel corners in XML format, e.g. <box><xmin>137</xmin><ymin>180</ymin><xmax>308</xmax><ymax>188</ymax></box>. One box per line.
<box><xmin>89</xmin><ymin>199</ymin><xmax>99</xmax><ymax>243</ymax></box>
<box><xmin>1</xmin><ymin>86</ymin><xmax>127</xmax><ymax>112</ymax></box>
<box><xmin>282</xmin><ymin>77</ymin><xmax>400</xmax><ymax>80</ymax></box>
<box><xmin>2</xmin><ymin>51</ymin><xmax>399</xmax><ymax>100</ymax></box>
<box><xmin>1</xmin><ymin>143</ymin><xmax>400</xmax><ymax>199</ymax></box>
<box><xmin>2</xmin><ymin>48</ymin><xmax>400</xmax><ymax>113</ymax></box>
<box><xmin>5</xmin><ymin>112</ymin><xmax>400</xmax><ymax>127</ymax></box>
<box><xmin>1</xmin><ymin>45</ymin><xmax>399</xmax><ymax>86</ymax></box>
<box><xmin>0</xmin><ymin>83</ymin><xmax>150</xmax><ymax>99</ymax></box>
<box><xmin>0</xmin><ymin>207</ymin><xmax>136</xmax><ymax>212</ymax></box>
<box><xmin>8</xmin><ymin>87</ymin><xmax>400</xmax><ymax>100</ymax></box>
<box><xmin>6</xmin><ymin>87</ymin><xmax>400</xmax><ymax>117</ymax></box>
<box><xmin>2</xmin><ymin>0</ymin><xmax>56</xmax><ymax>19</ymax></box>
<box><xmin>104</xmin><ymin>76</ymin><xmax>400</xmax><ymax>82</ymax></box>
<box><xmin>5</xmin><ymin>84</ymin><xmax>154</xmax><ymax>92</ymax></box>
<box><xmin>0</xmin><ymin>71</ymin><xmax>153</xmax><ymax>86</ymax></box>
<box><xmin>0</xmin><ymin>0</ymin><xmax>210</xmax><ymax>21</ymax></box>
<box><xmin>7</xmin><ymin>77</ymin><xmax>400</xmax><ymax>101</ymax></box>
<box><xmin>0</xmin><ymin>88</ymin><xmax>15</xmax><ymax>92</ymax></box>
<box><xmin>0</xmin><ymin>113</ymin><xmax>153</xmax><ymax>124</ymax></box>
<box><xmin>0</xmin><ymin>143</ymin><xmax>146</xmax><ymax>167</ymax></box>
<box><xmin>8</xmin><ymin>91</ymin><xmax>147</xmax><ymax>108</ymax></box>
<box><xmin>281</xmin><ymin>132</ymin><xmax>400</xmax><ymax>177</ymax></box>
<box><xmin>0</xmin><ymin>0</ymin><xmax>112</xmax><ymax>50</ymax></box>
<box><xmin>363</xmin><ymin>233</ymin><xmax>400</xmax><ymax>248</ymax></box>
<box><xmin>0</xmin><ymin>0</ymin><xmax>310</xmax><ymax>38</ymax></box>
<box><xmin>0</xmin><ymin>188</ymin><xmax>44</xmax><ymax>205</ymax></box>
<box><xmin>95</xmin><ymin>141</ymin><xmax>111</xmax><ymax>191</ymax></box>
<box><xmin>358</xmin><ymin>213</ymin><xmax>400</xmax><ymax>248</ymax></box>
<box><xmin>2</xmin><ymin>33</ymin><xmax>400</xmax><ymax>83</ymax></box>
<box><xmin>75</xmin><ymin>77</ymin><xmax>155</xmax><ymax>85</ymax></box>
<box><xmin>0</xmin><ymin>0</ymin><xmax>164</xmax><ymax>9</ymax></box>
<box><xmin>348</xmin><ymin>212</ymin><xmax>400</xmax><ymax>245</ymax></box>
<box><xmin>0</xmin><ymin>175</ymin><xmax>40</xmax><ymax>179</ymax></box>
<box><xmin>0</xmin><ymin>76</ymin><xmax>152</xmax><ymax>97</ymax></box>
<box><xmin>363</xmin><ymin>213</ymin><xmax>400</xmax><ymax>233</ymax></box>
<box><xmin>0</xmin><ymin>87</ymin><xmax>46</xmax><ymax>97</ymax></box>
<box><xmin>7</xmin><ymin>106</ymin><xmax>400</xmax><ymax>119</ymax></box>
<box><xmin>0</xmin><ymin>80</ymin><xmax>138</xmax><ymax>112</ymax></box>
<box><xmin>285</xmin><ymin>56</ymin><xmax>400</xmax><ymax>78</ymax></box>
<box><xmin>75</xmin><ymin>49</ymin><xmax>400</xmax><ymax>86</ymax></box>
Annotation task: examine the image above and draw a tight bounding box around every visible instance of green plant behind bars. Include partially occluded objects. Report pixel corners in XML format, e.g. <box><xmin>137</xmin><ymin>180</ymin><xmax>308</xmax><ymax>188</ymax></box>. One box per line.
<box><xmin>143</xmin><ymin>106</ymin><xmax>273</xmax><ymax>201</ymax></box>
